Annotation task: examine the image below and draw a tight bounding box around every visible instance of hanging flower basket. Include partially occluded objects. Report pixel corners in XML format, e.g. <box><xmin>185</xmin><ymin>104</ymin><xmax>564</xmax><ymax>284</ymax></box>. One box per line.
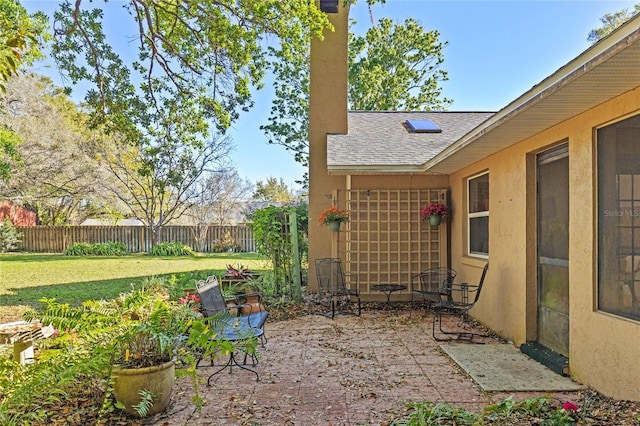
<box><xmin>421</xmin><ymin>203</ymin><xmax>449</xmax><ymax>226</ymax></box>
<box><xmin>318</xmin><ymin>206</ymin><xmax>349</xmax><ymax>231</ymax></box>
<box><xmin>428</xmin><ymin>215</ymin><xmax>442</xmax><ymax>226</ymax></box>
<box><xmin>327</xmin><ymin>220</ymin><xmax>342</xmax><ymax>232</ymax></box>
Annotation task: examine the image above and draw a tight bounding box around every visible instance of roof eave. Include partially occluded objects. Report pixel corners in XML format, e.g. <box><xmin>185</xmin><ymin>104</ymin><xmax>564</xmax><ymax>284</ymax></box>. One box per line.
<box><xmin>424</xmin><ymin>14</ymin><xmax>640</xmax><ymax>175</ymax></box>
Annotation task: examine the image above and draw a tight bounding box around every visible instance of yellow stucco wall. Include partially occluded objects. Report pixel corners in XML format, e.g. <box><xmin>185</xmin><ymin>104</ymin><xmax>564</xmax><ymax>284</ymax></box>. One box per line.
<box><xmin>449</xmin><ymin>88</ymin><xmax>640</xmax><ymax>401</ymax></box>
<box><xmin>308</xmin><ymin>3</ymin><xmax>349</xmax><ymax>288</ymax></box>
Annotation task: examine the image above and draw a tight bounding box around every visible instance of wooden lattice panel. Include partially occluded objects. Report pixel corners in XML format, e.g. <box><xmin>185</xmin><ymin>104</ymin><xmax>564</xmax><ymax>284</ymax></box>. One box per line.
<box><xmin>344</xmin><ymin>188</ymin><xmax>447</xmax><ymax>294</ymax></box>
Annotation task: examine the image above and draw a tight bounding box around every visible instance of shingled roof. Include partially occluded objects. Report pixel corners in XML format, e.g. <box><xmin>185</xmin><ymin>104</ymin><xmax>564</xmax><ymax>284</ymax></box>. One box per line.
<box><xmin>326</xmin><ymin>111</ymin><xmax>494</xmax><ymax>174</ymax></box>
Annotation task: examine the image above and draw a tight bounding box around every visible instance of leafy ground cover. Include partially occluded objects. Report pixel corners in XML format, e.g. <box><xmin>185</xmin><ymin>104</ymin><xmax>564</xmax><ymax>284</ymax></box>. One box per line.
<box><xmin>0</xmin><ymin>252</ymin><xmax>268</xmax><ymax>323</ymax></box>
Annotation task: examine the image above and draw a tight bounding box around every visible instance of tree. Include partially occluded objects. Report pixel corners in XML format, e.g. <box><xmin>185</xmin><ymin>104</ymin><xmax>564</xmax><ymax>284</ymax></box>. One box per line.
<box><xmin>587</xmin><ymin>4</ymin><xmax>640</xmax><ymax>43</ymax></box>
<box><xmin>47</xmin><ymin>1</ymin><xmax>331</xmax><ymax>238</ymax></box>
<box><xmin>0</xmin><ymin>73</ymin><xmax>103</xmax><ymax>224</ymax></box>
<box><xmin>0</xmin><ymin>0</ymin><xmax>49</xmax><ymax>182</ymax></box>
<box><xmin>348</xmin><ymin>18</ymin><xmax>450</xmax><ymax>110</ymax></box>
<box><xmin>253</xmin><ymin>177</ymin><xmax>295</xmax><ymax>203</ymax></box>
<box><xmin>261</xmin><ymin>15</ymin><xmax>450</xmax><ymax>186</ymax></box>
<box><xmin>0</xmin><ymin>0</ymin><xmax>48</xmax><ymax>92</ymax></box>
<box><xmin>50</xmin><ymin>1</ymin><xmax>331</xmax><ymax>143</ymax></box>
<box><xmin>185</xmin><ymin>168</ymin><xmax>253</xmax><ymax>250</ymax></box>
<box><xmin>92</xmin><ymin>131</ymin><xmax>233</xmax><ymax>246</ymax></box>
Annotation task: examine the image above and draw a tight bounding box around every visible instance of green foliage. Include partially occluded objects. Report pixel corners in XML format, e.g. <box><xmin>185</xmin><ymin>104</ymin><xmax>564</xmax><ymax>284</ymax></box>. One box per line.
<box><xmin>9</xmin><ymin>279</ymin><xmax>246</xmax><ymax>420</ymax></box>
<box><xmin>0</xmin><ymin>217</ymin><xmax>22</xmax><ymax>252</ymax></box>
<box><xmin>0</xmin><ymin>340</ymin><xmax>112</xmax><ymax>425</ymax></box>
<box><xmin>64</xmin><ymin>241</ymin><xmax>128</xmax><ymax>256</ymax></box>
<box><xmin>50</xmin><ymin>0</ymin><xmax>330</xmax><ymax>144</ymax></box>
<box><xmin>0</xmin><ymin>252</ymin><xmax>267</xmax><ymax>322</ymax></box>
<box><xmin>0</xmin><ymin>0</ymin><xmax>49</xmax><ymax>92</ymax></box>
<box><xmin>252</xmin><ymin>177</ymin><xmax>295</xmax><ymax>202</ymax></box>
<box><xmin>395</xmin><ymin>401</ymin><xmax>480</xmax><ymax>425</ymax></box>
<box><xmin>263</xmin><ymin>10</ymin><xmax>451</xmax><ymax>187</ymax></box>
<box><xmin>348</xmin><ymin>17</ymin><xmax>450</xmax><ymax>110</ymax></box>
<box><xmin>0</xmin><ymin>127</ymin><xmax>22</xmax><ymax>182</ymax></box>
<box><xmin>394</xmin><ymin>396</ymin><xmax>582</xmax><ymax>425</ymax></box>
<box><xmin>248</xmin><ymin>204</ymin><xmax>307</xmax><ymax>299</ymax></box>
<box><xmin>587</xmin><ymin>5</ymin><xmax>640</xmax><ymax>44</ymax></box>
<box><xmin>0</xmin><ymin>0</ymin><xmax>49</xmax><ymax>181</ymax></box>
<box><xmin>132</xmin><ymin>389</ymin><xmax>155</xmax><ymax>418</ymax></box>
<box><xmin>150</xmin><ymin>241</ymin><xmax>195</xmax><ymax>257</ymax></box>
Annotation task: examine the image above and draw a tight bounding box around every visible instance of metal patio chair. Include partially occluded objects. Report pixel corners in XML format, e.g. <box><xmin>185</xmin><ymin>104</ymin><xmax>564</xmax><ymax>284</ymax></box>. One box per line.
<box><xmin>315</xmin><ymin>258</ymin><xmax>361</xmax><ymax>319</ymax></box>
<box><xmin>195</xmin><ymin>275</ymin><xmax>268</xmax><ymax>345</ymax></box>
<box><xmin>432</xmin><ymin>263</ymin><xmax>489</xmax><ymax>342</ymax></box>
<box><xmin>410</xmin><ymin>267</ymin><xmax>457</xmax><ymax>314</ymax></box>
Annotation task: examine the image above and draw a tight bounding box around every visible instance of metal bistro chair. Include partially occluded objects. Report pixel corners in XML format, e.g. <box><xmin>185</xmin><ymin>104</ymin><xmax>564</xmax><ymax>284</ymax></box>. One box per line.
<box><xmin>195</xmin><ymin>276</ymin><xmax>269</xmax><ymax>383</ymax></box>
<box><xmin>410</xmin><ymin>267</ymin><xmax>457</xmax><ymax>315</ymax></box>
<box><xmin>315</xmin><ymin>258</ymin><xmax>361</xmax><ymax>319</ymax></box>
<box><xmin>195</xmin><ymin>275</ymin><xmax>268</xmax><ymax>345</ymax></box>
<box><xmin>432</xmin><ymin>263</ymin><xmax>489</xmax><ymax>342</ymax></box>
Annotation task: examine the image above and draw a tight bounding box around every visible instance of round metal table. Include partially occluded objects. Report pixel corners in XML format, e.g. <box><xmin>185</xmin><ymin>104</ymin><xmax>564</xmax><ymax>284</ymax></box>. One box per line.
<box><xmin>371</xmin><ymin>284</ymin><xmax>407</xmax><ymax>309</ymax></box>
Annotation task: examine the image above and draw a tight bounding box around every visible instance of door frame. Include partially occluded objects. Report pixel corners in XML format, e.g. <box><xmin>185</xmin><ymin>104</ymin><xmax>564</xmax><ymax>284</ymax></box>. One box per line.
<box><xmin>535</xmin><ymin>143</ymin><xmax>570</xmax><ymax>356</ymax></box>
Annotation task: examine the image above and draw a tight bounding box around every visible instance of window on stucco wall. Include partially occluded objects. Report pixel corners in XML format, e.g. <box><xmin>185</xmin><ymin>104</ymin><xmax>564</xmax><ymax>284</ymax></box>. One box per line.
<box><xmin>597</xmin><ymin>114</ymin><xmax>640</xmax><ymax>322</ymax></box>
<box><xmin>468</xmin><ymin>172</ymin><xmax>489</xmax><ymax>257</ymax></box>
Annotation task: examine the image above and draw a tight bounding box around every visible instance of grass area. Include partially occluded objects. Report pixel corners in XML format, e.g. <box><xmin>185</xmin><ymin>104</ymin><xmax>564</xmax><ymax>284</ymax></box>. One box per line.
<box><xmin>0</xmin><ymin>252</ymin><xmax>269</xmax><ymax>323</ymax></box>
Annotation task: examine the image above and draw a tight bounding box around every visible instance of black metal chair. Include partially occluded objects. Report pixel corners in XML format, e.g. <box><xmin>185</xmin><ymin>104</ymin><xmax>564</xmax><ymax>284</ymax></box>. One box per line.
<box><xmin>315</xmin><ymin>258</ymin><xmax>361</xmax><ymax>319</ymax></box>
<box><xmin>432</xmin><ymin>263</ymin><xmax>489</xmax><ymax>342</ymax></box>
<box><xmin>410</xmin><ymin>267</ymin><xmax>457</xmax><ymax>314</ymax></box>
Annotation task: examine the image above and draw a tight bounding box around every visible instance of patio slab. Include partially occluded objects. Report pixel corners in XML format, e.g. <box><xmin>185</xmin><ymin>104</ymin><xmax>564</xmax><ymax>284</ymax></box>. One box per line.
<box><xmin>440</xmin><ymin>343</ymin><xmax>584</xmax><ymax>392</ymax></box>
<box><xmin>154</xmin><ymin>310</ymin><xmax>583</xmax><ymax>425</ymax></box>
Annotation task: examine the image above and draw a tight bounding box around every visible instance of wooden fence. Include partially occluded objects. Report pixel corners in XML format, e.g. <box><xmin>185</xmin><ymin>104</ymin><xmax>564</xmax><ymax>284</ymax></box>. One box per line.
<box><xmin>16</xmin><ymin>225</ymin><xmax>256</xmax><ymax>253</ymax></box>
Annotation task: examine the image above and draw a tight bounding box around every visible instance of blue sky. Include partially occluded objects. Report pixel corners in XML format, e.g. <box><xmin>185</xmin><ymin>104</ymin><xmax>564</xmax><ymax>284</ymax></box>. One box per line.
<box><xmin>23</xmin><ymin>0</ymin><xmax>638</xmax><ymax>191</ymax></box>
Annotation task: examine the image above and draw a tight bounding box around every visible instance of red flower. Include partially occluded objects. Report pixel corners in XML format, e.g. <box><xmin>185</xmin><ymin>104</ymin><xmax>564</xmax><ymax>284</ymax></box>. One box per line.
<box><xmin>420</xmin><ymin>203</ymin><xmax>449</xmax><ymax>221</ymax></box>
<box><xmin>562</xmin><ymin>401</ymin><xmax>579</xmax><ymax>411</ymax></box>
<box><xmin>318</xmin><ymin>206</ymin><xmax>349</xmax><ymax>226</ymax></box>
<box><xmin>179</xmin><ymin>294</ymin><xmax>201</xmax><ymax>305</ymax></box>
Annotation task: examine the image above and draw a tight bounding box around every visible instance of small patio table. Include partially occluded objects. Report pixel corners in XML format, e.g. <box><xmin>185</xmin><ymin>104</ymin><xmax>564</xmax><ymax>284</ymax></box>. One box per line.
<box><xmin>371</xmin><ymin>284</ymin><xmax>407</xmax><ymax>309</ymax></box>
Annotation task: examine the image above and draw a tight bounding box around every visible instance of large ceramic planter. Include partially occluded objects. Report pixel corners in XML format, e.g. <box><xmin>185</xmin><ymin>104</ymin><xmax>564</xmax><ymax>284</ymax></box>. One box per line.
<box><xmin>112</xmin><ymin>360</ymin><xmax>175</xmax><ymax>416</ymax></box>
<box><xmin>428</xmin><ymin>215</ymin><xmax>442</xmax><ymax>226</ymax></box>
<box><xmin>327</xmin><ymin>221</ymin><xmax>342</xmax><ymax>232</ymax></box>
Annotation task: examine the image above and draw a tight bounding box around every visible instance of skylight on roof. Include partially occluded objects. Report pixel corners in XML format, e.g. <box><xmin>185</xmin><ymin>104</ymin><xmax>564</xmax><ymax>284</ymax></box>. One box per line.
<box><xmin>405</xmin><ymin>119</ymin><xmax>442</xmax><ymax>133</ymax></box>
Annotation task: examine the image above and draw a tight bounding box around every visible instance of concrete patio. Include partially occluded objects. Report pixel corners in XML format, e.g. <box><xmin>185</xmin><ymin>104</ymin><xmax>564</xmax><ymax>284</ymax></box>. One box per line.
<box><xmin>154</xmin><ymin>309</ymin><xmax>583</xmax><ymax>425</ymax></box>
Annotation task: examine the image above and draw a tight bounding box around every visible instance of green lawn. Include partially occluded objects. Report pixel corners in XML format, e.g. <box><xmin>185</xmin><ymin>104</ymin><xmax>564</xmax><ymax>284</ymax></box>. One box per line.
<box><xmin>0</xmin><ymin>252</ymin><xmax>269</xmax><ymax>323</ymax></box>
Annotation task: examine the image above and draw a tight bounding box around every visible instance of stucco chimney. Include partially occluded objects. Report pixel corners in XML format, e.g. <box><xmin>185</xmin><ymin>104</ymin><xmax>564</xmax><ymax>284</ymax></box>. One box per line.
<box><xmin>308</xmin><ymin>2</ymin><xmax>349</xmax><ymax>290</ymax></box>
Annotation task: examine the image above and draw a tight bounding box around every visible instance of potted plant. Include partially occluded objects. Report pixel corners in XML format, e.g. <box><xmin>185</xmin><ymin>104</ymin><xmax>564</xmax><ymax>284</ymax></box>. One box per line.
<box><xmin>25</xmin><ymin>280</ymin><xmax>239</xmax><ymax>418</ymax></box>
<box><xmin>318</xmin><ymin>205</ymin><xmax>349</xmax><ymax>231</ymax></box>
<box><xmin>421</xmin><ymin>203</ymin><xmax>449</xmax><ymax>226</ymax></box>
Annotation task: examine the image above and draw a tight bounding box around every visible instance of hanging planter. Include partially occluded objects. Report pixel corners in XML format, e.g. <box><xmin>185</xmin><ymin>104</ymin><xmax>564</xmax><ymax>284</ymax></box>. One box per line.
<box><xmin>318</xmin><ymin>206</ymin><xmax>349</xmax><ymax>231</ymax></box>
<box><xmin>327</xmin><ymin>220</ymin><xmax>342</xmax><ymax>232</ymax></box>
<box><xmin>428</xmin><ymin>215</ymin><xmax>442</xmax><ymax>226</ymax></box>
<box><xmin>421</xmin><ymin>203</ymin><xmax>449</xmax><ymax>227</ymax></box>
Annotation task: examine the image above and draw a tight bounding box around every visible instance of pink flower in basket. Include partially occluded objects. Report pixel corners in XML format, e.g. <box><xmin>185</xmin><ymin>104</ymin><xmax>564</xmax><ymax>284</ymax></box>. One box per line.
<box><xmin>420</xmin><ymin>203</ymin><xmax>449</xmax><ymax>222</ymax></box>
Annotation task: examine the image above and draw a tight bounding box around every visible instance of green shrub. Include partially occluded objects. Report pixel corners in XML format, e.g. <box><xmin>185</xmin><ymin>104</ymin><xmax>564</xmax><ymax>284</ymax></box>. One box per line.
<box><xmin>92</xmin><ymin>242</ymin><xmax>127</xmax><ymax>256</ymax></box>
<box><xmin>64</xmin><ymin>242</ymin><xmax>128</xmax><ymax>256</ymax></box>
<box><xmin>0</xmin><ymin>218</ymin><xmax>23</xmax><ymax>252</ymax></box>
<box><xmin>150</xmin><ymin>242</ymin><xmax>195</xmax><ymax>256</ymax></box>
<box><xmin>65</xmin><ymin>242</ymin><xmax>94</xmax><ymax>256</ymax></box>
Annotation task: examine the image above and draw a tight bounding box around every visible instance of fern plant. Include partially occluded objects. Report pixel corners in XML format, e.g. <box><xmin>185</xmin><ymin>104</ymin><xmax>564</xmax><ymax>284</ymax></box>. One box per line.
<box><xmin>15</xmin><ymin>278</ymin><xmax>244</xmax><ymax>418</ymax></box>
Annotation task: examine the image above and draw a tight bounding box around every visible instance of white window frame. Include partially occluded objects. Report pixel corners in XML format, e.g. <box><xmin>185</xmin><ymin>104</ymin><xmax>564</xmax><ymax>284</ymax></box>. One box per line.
<box><xmin>467</xmin><ymin>171</ymin><xmax>489</xmax><ymax>258</ymax></box>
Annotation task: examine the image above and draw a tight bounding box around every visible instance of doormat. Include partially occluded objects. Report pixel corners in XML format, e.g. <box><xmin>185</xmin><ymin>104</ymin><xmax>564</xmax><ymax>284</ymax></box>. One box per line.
<box><xmin>440</xmin><ymin>344</ymin><xmax>583</xmax><ymax>392</ymax></box>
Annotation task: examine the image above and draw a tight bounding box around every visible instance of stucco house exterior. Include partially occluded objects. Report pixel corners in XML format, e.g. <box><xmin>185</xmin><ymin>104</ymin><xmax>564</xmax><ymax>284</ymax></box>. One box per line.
<box><xmin>308</xmin><ymin>4</ymin><xmax>640</xmax><ymax>401</ymax></box>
